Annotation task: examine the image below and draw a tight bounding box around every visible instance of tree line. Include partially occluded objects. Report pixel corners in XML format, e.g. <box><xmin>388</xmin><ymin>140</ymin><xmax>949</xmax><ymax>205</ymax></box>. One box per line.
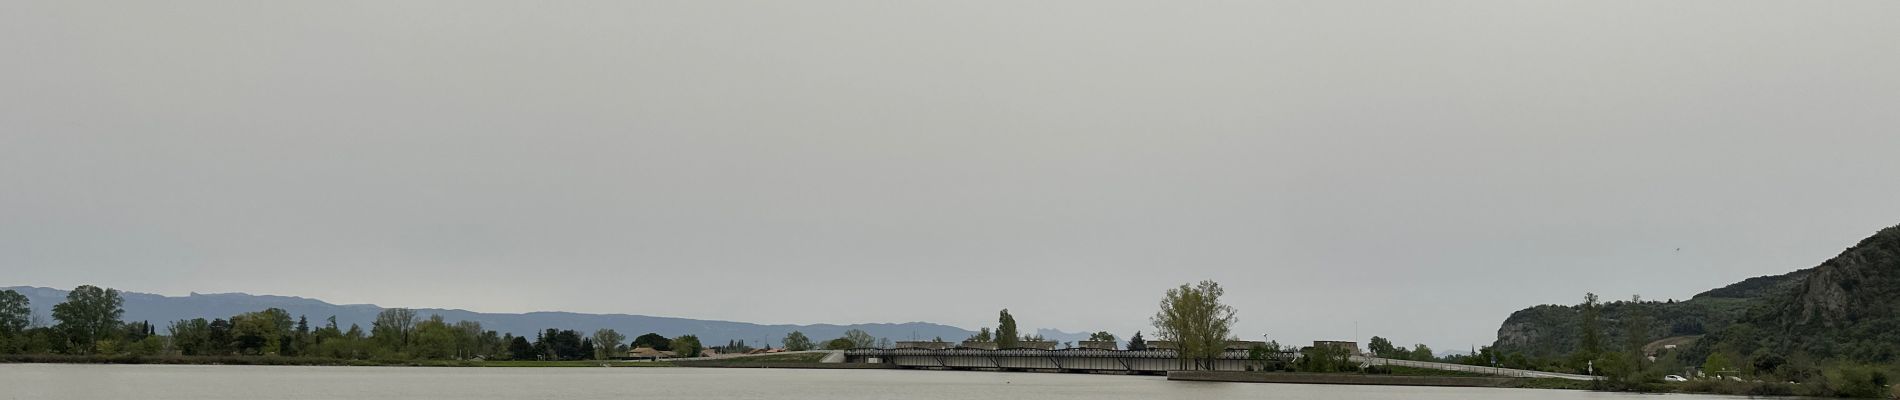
<box><xmin>0</xmin><ymin>285</ymin><xmax>882</xmax><ymax>362</ymax></box>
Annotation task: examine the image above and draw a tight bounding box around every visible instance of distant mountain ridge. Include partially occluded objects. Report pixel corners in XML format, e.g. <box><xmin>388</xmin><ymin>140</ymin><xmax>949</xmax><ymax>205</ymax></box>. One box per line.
<box><xmin>2</xmin><ymin>286</ymin><xmax>1028</xmax><ymax>347</ymax></box>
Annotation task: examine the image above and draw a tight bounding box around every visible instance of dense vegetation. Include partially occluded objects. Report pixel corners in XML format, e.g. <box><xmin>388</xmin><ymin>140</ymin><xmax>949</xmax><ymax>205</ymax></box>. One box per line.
<box><xmin>1152</xmin><ymin>280</ymin><xmax>1237</xmax><ymax>370</ymax></box>
<box><xmin>1477</xmin><ymin>224</ymin><xmax>1900</xmax><ymax>397</ymax></box>
<box><xmin>0</xmin><ymin>285</ymin><xmax>876</xmax><ymax>365</ymax></box>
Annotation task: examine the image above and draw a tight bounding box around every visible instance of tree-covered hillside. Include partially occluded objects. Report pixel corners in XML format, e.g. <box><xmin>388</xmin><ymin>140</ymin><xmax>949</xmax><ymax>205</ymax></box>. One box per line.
<box><xmin>1492</xmin><ymin>271</ymin><xmax>1802</xmax><ymax>360</ymax></box>
<box><xmin>1691</xmin><ymin>224</ymin><xmax>1900</xmax><ymax>364</ymax></box>
<box><xmin>1488</xmin><ymin>223</ymin><xmax>1900</xmax><ymax>389</ymax></box>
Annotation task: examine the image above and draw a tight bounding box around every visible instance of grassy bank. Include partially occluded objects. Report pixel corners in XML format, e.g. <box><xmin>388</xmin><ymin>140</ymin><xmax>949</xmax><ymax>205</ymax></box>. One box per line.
<box><xmin>1380</xmin><ymin>365</ymin><xmax>1492</xmax><ymax>377</ymax></box>
<box><xmin>1506</xmin><ymin>378</ymin><xmax>1593</xmax><ymax>390</ymax></box>
<box><xmin>1169</xmin><ymin>371</ymin><xmax>1520</xmax><ymax>388</ymax></box>
<box><xmin>1</xmin><ymin>354</ymin><xmax>472</xmax><ymax>366</ymax></box>
<box><xmin>0</xmin><ymin>354</ymin><xmax>670</xmax><ymax>368</ymax></box>
<box><xmin>470</xmin><ymin>360</ymin><xmax>670</xmax><ymax>367</ymax></box>
<box><xmin>666</xmin><ymin>352</ymin><xmax>836</xmax><ymax>368</ymax></box>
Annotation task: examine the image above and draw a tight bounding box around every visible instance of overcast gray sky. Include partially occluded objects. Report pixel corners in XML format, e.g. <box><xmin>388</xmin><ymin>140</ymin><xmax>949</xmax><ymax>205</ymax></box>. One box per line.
<box><xmin>3</xmin><ymin>1</ymin><xmax>1898</xmax><ymax>350</ymax></box>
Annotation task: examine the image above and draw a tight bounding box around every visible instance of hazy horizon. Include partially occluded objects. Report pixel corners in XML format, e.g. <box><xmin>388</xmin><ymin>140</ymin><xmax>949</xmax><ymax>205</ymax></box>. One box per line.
<box><xmin>4</xmin><ymin>0</ymin><xmax>1898</xmax><ymax>352</ymax></box>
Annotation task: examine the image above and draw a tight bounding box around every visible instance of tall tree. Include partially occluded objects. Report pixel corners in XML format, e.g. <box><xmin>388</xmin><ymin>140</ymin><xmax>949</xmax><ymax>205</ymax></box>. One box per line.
<box><xmin>781</xmin><ymin>331</ymin><xmax>813</xmax><ymax>351</ymax></box>
<box><xmin>995</xmin><ymin>309</ymin><xmax>1019</xmax><ymax>349</ymax></box>
<box><xmin>1624</xmin><ymin>295</ymin><xmax>1652</xmax><ymax>352</ymax></box>
<box><xmin>51</xmin><ymin>285</ymin><xmax>124</xmax><ymax>354</ymax></box>
<box><xmin>1368</xmin><ymin>336</ymin><xmax>1396</xmax><ymax>357</ymax></box>
<box><xmin>1152</xmin><ymin>280</ymin><xmax>1238</xmax><ymax>369</ymax></box>
<box><xmin>291</xmin><ymin>316</ymin><xmax>312</xmax><ymax>357</ymax></box>
<box><xmin>207</xmin><ymin>318</ymin><xmax>234</xmax><ymax>355</ymax></box>
<box><xmin>534</xmin><ymin>329</ymin><xmax>586</xmax><ymax>360</ymax></box>
<box><xmin>0</xmin><ymin>290</ymin><xmax>28</xmax><ymax>335</ymax></box>
<box><xmin>371</xmin><ymin>308</ymin><xmax>418</xmax><ymax>352</ymax></box>
<box><xmin>1088</xmin><ymin>331</ymin><xmax>1117</xmax><ymax>343</ymax></box>
<box><xmin>507</xmin><ymin>336</ymin><xmax>535</xmax><ymax>360</ymax></box>
<box><xmin>1579</xmin><ymin>293</ymin><xmax>1602</xmax><ymax>356</ymax></box>
<box><xmin>230</xmin><ymin>308</ymin><xmax>292</xmax><ymax>355</ymax></box>
<box><xmin>591</xmin><ymin>329</ymin><xmax>626</xmax><ymax>360</ymax></box>
<box><xmin>1127</xmin><ymin>331</ymin><xmax>1147</xmax><ymax>351</ymax></box>
<box><xmin>453</xmin><ymin>321</ymin><xmax>485</xmax><ymax>359</ymax></box>
<box><xmin>841</xmin><ymin>329</ymin><xmax>876</xmax><ymax>349</ymax></box>
<box><xmin>0</xmin><ymin>289</ymin><xmax>29</xmax><ymax>352</ymax></box>
<box><xmin>411</xmin><ymin>315</ymin><xmax>457</xmax><ymax>359</ymax></box>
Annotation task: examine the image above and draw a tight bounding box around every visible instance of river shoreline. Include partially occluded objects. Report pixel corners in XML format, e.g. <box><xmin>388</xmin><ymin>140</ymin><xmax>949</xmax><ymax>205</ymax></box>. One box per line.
<box><xmin>1168</xmin><ymin>370</ymin><xmax>1526</xmax><ymax>388</ymax></box>
<box><xmin>0</xmin><ymin>354</ymin><xmax>670</xmax><ymax>367</ymax></box>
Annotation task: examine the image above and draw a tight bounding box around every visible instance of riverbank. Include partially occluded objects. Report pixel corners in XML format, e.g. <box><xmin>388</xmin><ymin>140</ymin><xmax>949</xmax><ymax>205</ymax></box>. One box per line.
<box><xmin>0</xmin><ymin>354</ymin><xmax>671</xmax><ymax>367</ymax></box>
<box><xmin>1169</xmin><ymin>371</ymin><xmax>1597</xmax><ymax>391</ymax></box>
<box><xmin>1169</xmin><ymin>371</ymin><xmax>1523</xmax><ymax>388</ymax></box>
<box><xmin>672</xmin><ymin>361</ymin><xmax>896</xmax><ymax>369</ymax></box>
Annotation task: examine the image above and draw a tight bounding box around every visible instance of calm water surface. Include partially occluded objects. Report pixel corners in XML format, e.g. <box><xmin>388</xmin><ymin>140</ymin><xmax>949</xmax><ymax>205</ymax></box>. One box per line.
<box><xmin>1</xmin><ymin>364</ymin><xmax>1748</xmax><ymax>400</ymax></box>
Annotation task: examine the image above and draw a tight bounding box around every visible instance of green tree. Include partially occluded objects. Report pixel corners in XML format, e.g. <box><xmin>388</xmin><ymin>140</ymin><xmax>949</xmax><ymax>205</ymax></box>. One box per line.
<box><xmin>1579</xmin><ymin>293</ymin><xmax>1602</xmax><ymax>357</ymax></box>
<box><xmin>128</xmin><ymin>335</ymin><xmax>165</xmax><ymax>356</ymax></box>
<box><xmin>1411</xmin><ymin>344</ymin><xmax>1434</xmax><ymax>361</ymax></box>
<box><xmin>411</xmin><ymin>315</ymin><xmax>456</xmax><ymax>359</ymax></box>
<box><xmin>506</xmin><ymin>336</ymin><xmax>535</xmax><ymax>360</ymax></box>
<box><xmin>841</xmin><ymin>329</ymin><xmax>876</xmax><ymax>349</ymax></box>
<box><xmin>1152</xmin><ymin>280</ymin><xmax>1238</xmax><ymax>369</ymax></box>
<box><xmin>230</xmin><ymin>308</ymin><xmax>292</xmax><ymax>355</ymax></box>
<box><xmin>51</xmin><ymin>285</ymin><xmax>124</xmax><ymax>354</ymax></box>
<box><xmin>1128</xmin><ymin>331</ymin><xmax>1147</xmax><ymax>350</ymax></box>
<box><xmin>631</xmin><ymin>332</ymin><xmax>672</xmax><ymax>351</ymax></box>
<box><xmin>1702</xmin><ymin>351</ymin><xmax>1736</xmax><ymax>377</ymax></box>
<box><xmin>967</xmin><ymin>327</ymin><xmax>992</xmax><ymax>342</ymax></box>
<box><xmin>206</xmin><ymin>318</ymin><xmax>234</xmax><ymax>355</ymax></box>
<box><xmin>1297</xmin><ymin>344</ymin><xmax>1355</xmax><ymax>372</ymax></box>
<box><xmin>1088</xmin><ymin>331</ymin><xmax>1117</xmax><ymax>343</ymax></box>
<box><xmin>1368</xmin><ymin>336</ymin><xmax>1396</xmax><ymax>357</ymax></box>
<box><xmin>476</xmin><ymin>330</ymin><xmax>503</xmax><ymax>359</ymax></box>
<box><xmin>17</xmin><ymin>327</ymin><xmax>57</xmax><ymax>354</ymax></box>
<box><xmin>1624</xmin><ymin>295</ymin><xmax>1651</xmax><ymax>352</ymax></box>
<box><xmin>534</xmin><ymin>329</ymin><xmax>585</xmax><ymax>360</ymax></box>
<box><xmin>288</xmin><ymin>316</ymin><xmax>312</xmax><ymax>357</ymax></box>
<box><xmin>1248</xmin><ymin>343</ymin><xmax>1274</xmax><ymax>371</ymax></box>
<box><xmin>371</xmin><ymin>308</ymin><xmax>417</xmax><ymax>352</ymax></box>
<box><xmin>452</xmin><ymin>321</ymin><xmax>487</xmax><ymax>359</ymax></box>
<box><xmin>671</xmin><ymin>334</ymin><xmax>703</xmax><ymax>358</ymax></box>
<box><xmin>823</xmin><ymin>337</ymin><xmax>855</xmax><ymax>350</ymax></box>
<box><xmin>996</xmin><ymin>309</ymin><xmax>1019</xmax><ymax>349</ymax></box>
<box><xmin>0</xmin><ymin>289</ymin><xmax>28</xmax><ymax>353</ymax></box>
<box><xmin>1389</xmin><ymin>345</ymin><xmax>1413</xmax><ymax>360</ymax></box>
<box><xmin>0</xmin><ymin>290</ymin><xmax>28</xmax><ymax>337</ymax></box>
<box><xmin>167</xmin><ymin>319</ymin><xmax>211</xmax><ymax>355</ymax></box>
<box><xmin>591</xmin><ymin>329</ymin><xmax>626</xmax><ymax>360</ymax></box>
<box><xmin>782</xmin><ymin>331</ymin><xmax>813</xmax><ymax>351</ymax></box>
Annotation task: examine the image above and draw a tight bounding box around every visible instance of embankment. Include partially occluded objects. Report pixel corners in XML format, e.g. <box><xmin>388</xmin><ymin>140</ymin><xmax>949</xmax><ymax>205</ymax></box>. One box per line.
<box><xmin>1168</xmin><ymin>371</ymin><xmax>1519</xmax><ymax>388</ymax></box>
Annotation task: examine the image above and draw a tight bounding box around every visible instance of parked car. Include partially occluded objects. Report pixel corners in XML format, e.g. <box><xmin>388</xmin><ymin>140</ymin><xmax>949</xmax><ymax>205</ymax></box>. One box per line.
<box><xmin>1664</xmin><ymin>375</ymin><xmax>1688</xmax><ymax>382</ymax></box>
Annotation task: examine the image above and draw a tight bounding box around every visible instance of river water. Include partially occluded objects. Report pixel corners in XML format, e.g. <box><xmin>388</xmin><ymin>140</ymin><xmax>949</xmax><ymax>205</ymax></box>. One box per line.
<box><xmin>0</xmin><ymin>364</ymin><xmax>1745</xmax><ymax>400</ymax></box>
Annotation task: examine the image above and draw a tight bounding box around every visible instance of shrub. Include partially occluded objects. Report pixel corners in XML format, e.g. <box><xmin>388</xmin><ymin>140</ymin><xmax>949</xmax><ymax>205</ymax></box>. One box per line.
<box><xmin>1828</xmin><ymin>365</ymin><xmax>1889</xmax><ymax>398</ymax></box>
